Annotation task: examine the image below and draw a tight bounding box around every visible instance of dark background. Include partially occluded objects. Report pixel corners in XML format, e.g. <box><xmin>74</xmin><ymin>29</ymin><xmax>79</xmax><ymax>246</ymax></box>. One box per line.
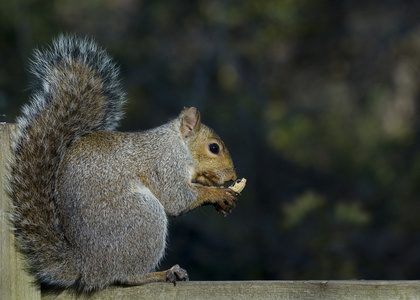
<box><xmin>2</xmin><ymin>0</ymin><xmax>420</xmax><ymax>280</ymax></box>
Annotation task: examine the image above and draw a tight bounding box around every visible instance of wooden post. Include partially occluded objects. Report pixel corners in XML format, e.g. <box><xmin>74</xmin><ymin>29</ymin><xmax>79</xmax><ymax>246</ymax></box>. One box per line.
<box><xmin>0</xmin><ymin>123</ymin><xmax>41</xmax><ymax>300</ymax></box>
<box><xmin>1</xmin><ymin>123</ymin><xmax>420</xmax><ymax>300</ymax></box>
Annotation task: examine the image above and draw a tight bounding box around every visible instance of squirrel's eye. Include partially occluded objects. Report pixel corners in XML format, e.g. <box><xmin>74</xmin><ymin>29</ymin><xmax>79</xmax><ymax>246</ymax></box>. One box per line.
<box><xmin>208</xmin><ymin>143</ymin><xmax>220</xmax><ymax>155</ymax></box>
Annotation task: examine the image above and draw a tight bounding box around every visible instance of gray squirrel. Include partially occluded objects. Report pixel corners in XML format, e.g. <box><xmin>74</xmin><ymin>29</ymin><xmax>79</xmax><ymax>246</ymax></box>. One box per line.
<box><xmin>8</xmin><ymin>35</ymin><xmax>243</xmax><ymax>292</ymax></box>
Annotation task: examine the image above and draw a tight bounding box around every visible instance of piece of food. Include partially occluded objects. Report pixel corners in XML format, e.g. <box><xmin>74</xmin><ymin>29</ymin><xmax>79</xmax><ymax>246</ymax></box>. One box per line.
<box><xmin>229</xmin><ymin>178</ymin><xmax>247</xmax><ymax>193</ymax></box>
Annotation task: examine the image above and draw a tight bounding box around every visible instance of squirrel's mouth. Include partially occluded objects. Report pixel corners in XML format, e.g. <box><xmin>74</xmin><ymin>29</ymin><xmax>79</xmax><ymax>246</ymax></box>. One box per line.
<box><xmin>193</xmin><ymin>169</ymin><xmax>237</xmax><ymax>187</ymax></box>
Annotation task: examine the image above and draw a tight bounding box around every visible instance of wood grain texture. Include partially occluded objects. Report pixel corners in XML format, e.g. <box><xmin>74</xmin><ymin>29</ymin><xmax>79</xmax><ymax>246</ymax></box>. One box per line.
<box><xmin>0</xmin><ymin>124</ymin><xmax>41</xmax><ymax>300</ymax></box>
<box><xmin>43</xmin><ymin>280</ymin><xmax>420</xmax><ymax>300</ymax></box>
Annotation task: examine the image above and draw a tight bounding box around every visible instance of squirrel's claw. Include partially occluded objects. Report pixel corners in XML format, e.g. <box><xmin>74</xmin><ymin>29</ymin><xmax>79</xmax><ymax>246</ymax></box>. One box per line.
<box><xmin>215</xmin><ymin>188</ymin><xmax>237</xmax><ymax>216</ymax></box>
<box><xmin>165</xmin><ymin>264</ymin><xmax>189</xmax><ymax>286</ymax></box>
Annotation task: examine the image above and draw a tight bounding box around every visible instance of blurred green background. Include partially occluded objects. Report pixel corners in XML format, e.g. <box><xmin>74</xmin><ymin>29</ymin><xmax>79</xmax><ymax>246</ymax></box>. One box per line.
<box><xmin>2</xmin><ymin>0</ymin><xmax>420</xmax><ymax>280</ymax></box>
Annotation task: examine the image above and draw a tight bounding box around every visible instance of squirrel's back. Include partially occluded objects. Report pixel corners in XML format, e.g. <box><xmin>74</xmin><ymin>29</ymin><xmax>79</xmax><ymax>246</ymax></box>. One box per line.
<box><xmin>8</xmin><ymin>35</ymin><xmax>126</xmax><ymax>288</ymax></box>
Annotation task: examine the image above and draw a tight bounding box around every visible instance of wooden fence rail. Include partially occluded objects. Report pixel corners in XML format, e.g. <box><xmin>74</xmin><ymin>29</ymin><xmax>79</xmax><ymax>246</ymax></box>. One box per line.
<box><xmin>1</xmin><ymin>123</ymin><xmax>420</xmax><ymax>300</ymax></box>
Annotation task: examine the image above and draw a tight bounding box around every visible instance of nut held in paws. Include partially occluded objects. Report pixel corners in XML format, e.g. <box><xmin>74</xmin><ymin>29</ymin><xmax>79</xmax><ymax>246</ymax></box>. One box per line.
<box><xmin>228</xmin><ymin>178</ymin><xmax>247</xmax><ymax>193</ymax></box>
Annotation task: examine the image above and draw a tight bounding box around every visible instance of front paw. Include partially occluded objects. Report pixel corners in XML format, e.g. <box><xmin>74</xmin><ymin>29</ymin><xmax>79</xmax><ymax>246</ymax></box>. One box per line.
<box><xmin>214</xmin><ymin>188</ymin><xmax>238</xmax><ymax>216</ymax></box>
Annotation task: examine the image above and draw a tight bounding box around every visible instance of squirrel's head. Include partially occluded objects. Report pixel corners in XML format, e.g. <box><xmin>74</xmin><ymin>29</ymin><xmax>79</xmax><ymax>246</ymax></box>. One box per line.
<box><xmin>179</xmin><ymin>107</ymin><xmax>237</xmax><ymax>186</ymax></box>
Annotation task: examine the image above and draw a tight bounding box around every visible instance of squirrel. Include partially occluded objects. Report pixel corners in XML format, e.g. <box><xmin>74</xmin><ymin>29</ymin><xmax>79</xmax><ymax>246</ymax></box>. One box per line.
<box><xmin>7</xmin><ymin>35</ymin><xmax>241</xmax><ymax>292</ymax></box>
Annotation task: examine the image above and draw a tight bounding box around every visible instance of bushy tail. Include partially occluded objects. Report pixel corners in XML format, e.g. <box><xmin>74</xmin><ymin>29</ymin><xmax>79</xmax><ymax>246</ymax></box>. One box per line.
<box><xmin>8</xmin><ymin>35</ymin><xmax>126</xmax><ymax>287</ymax></box>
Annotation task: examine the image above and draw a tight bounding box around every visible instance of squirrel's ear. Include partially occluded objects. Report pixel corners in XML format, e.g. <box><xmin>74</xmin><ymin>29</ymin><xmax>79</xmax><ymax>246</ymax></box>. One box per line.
<box><xmin>180</xmin><ymin>107</ymin><xmax>201</xmax><ymax>139</ymax></box>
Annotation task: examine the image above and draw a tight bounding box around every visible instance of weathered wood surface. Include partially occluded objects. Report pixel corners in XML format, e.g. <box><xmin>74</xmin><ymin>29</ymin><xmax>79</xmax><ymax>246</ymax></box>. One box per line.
<box><xmin>43</xmin><ymin>280</ymin><xmax>420</xmax><ymax>300</ymax></box>
<box><xmin>0</xmin><ymin>123</ymin><xmax>40</xmax><ymax>300</ymax></box>
<box><xmin>2</xmin><ymin>123</ymin><xmax>420</xmax><ymax>300</ymax></box>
